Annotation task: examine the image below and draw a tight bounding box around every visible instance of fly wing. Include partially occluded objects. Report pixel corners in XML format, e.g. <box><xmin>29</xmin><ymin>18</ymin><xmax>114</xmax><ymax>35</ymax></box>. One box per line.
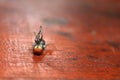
<box><xmin>35</xmin><ymin>26</ymin><xmax>42</xmax><ymax>39</ymax></box>
<box><xmin>38</xmin><ymin>26</ymin><xmax>42</xmax><ymax>34</ymax></box>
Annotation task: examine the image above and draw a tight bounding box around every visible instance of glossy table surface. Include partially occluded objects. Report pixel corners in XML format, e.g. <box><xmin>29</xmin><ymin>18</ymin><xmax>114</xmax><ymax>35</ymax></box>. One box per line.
<box><xmin>0</xmin><ymin>0</ymin><xmax>120</xmax><ymax>80</ymax></box>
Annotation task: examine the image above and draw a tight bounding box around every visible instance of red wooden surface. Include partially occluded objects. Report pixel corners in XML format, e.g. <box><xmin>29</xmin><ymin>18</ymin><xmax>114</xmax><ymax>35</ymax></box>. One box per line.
<box><xmin>0</xmin><ymin>0</ymin><xmax>120</xmax><ymax>80</ymax></box>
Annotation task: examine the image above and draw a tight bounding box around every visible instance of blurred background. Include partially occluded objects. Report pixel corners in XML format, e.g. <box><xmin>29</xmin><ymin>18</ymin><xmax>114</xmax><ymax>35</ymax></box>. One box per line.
<box><xmin>0</xmin><ymin>0</ymin><xmax>119</xmax><ymax>79</ymax></box>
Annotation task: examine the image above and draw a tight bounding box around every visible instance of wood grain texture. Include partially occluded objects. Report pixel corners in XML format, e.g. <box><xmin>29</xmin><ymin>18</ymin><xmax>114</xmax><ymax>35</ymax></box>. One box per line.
<box><xmin>0</xmin><ymin>0</ymin><xmax>119</xmax><ymax>80</ymax></box>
